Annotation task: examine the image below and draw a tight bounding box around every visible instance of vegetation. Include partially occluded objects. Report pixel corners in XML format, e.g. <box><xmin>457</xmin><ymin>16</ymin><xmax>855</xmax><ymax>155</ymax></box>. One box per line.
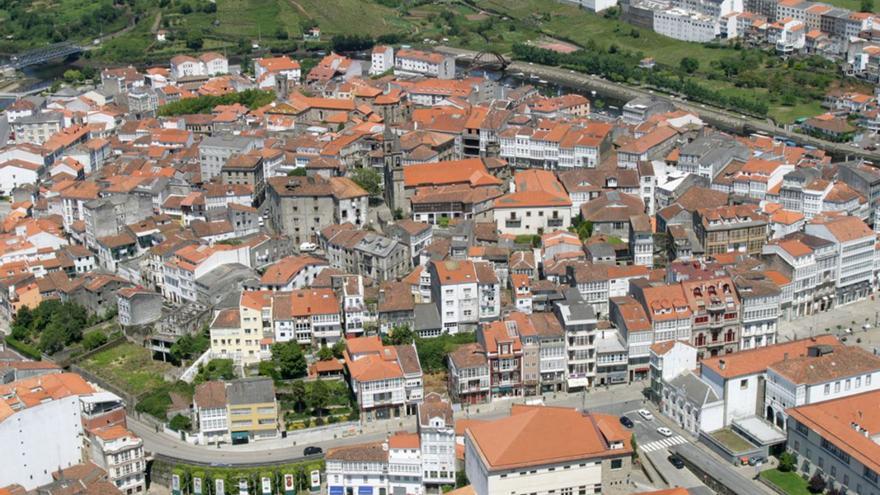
<box><xmin>81</xmin><ymin>331</ymin><xmax>109</xmax><ymax>351</ymax></box>
<box><xmin>136</xmin><ymin>380</ymin><xmax>194</xmax><ymax>421</ymax></box>
<box><xmin>418</xmin><ymin>333</ymin><xmax>477</xmax><ymax>373</ymax></box>
<box><xmin>269</xmin><ymin>341</ymin><xmax>308</xmax><ymax>379</ymax></box>
<box><xmin>194</xmin><ymin>359</ymin><xmax>236</xmax><ymax>383</ymax></box>
<box><xmin>82</xmin><ymin>342</ymin><xmax>173</xmax><ymax>396</ymax></box>
<box><xmin>760</xmin><ymin>469</ymin><xmax>811</xmax><ymax>495</ymax></box>
<box><xmin>808</xmin><ymin>472</ymin><xmax>826</xmax><ymax>493</ymax></box>
<box><xmin>778</xmin><ymin>452</ymin><xmax>797</xmax><ymax>472</ymax></box>
<box><xmin>169</xmin><ymin>414</ymin><xmax>193</xmax><ymax>432</ymax></box>
<box><xmin>11</xmin><ymin>301</ymin><xmax>90</xmax><ymax>355</ymax></box>
<box><xmin>0</xmin><ymin>0</ymin><xmax>130</xmax><ymax>51</ymax></box>
<box><xmin>287</xmin><ymin>168</ymin><xmax>308</xmax><ymax>177</ymax></box>
<box><xmin>158</xmin><ymin>89</ymin><xmax>275</xmax><ymax>116</ymax></box>
<box><xmin>152</xmin><ymin>457</ymin><xmax>323</xmax><ymax>495</ymax></box>
<box><xmin>350</xmin><ymin>167</ymin><xmax>383</xmax><ymax>199</ymax></box>
<box><xmin>280</xmin><ymin>379</ymin><xmax>355</xmax><ymax>427</ymax></box>
<box><xmin>170</xmin><ymin>327</ymin><xmax>210</xmax><ymax>365</ymax></box>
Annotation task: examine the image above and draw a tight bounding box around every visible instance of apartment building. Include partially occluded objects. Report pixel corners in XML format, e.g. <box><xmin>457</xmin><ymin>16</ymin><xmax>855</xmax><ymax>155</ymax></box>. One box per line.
<box><xmin>464</xmin><ymin>405</ymin><xmax>632</xmax><ymax>495</ymax></box>
<box><xmin>265</xmin><ymin>175</ymin><xmax>368</xmax><ymax>246</ymax></box>
<box><xmin>730</xmin><ymin>271</ymin><xmax>781</xmax><ymax>350</ymax></box>
<box><xmin>193</xmin><ymin>381</ymin><xmax>229</xmax><ymax>444</ymax></box>
<box><xmin>681</xmin><ymin>277</ymin><xmax>742</xmax><ymax>358</ymax></box>
<box><xmin>429</xmin><ymin>260</ymin><xmax>501</xmax><ymax>334</ymax></box>
<box><xmin>498</xmin><ymin>121</ymin><xmax>613</xmax><ymax>169</ymax></box>
<box><xmin>805</xmin><ymin>215</ymin><xmax>875</xmax><ymax>305</ymax></box>
<box><xmin>319</xmin><ymin>223</ymin><xmax>412</xmax><ymax>282</ymax></box>
<box><xmin>198</xmin><ymin>135</ymin><xmax>259</xmax><ymax>182</ymax></box>
<box><xmin>394</xmin><ymin>49</ymin><xmax>455</xmax><ymax>79</ymax></box>
<box><xmin>694</xmin><ymin>204</ymin><xmax>769</xmax><ymax>256</ymax></box>
<box><xmin>344</xmin><ymin>336</ymin><xmax>424</xmax><ymax>420</ymax></box>
<box><xmin>648</xmin><ymin>340</ymin><xmax>698</xmax><ymax>402</ymax></box>
<box><xmin>85</xmin><ymin>425</ymin><xmax>146</xmax><ymax>494</ymax></box>
<box><xmin>479</xmin><ymin>319</ymin><xmax>525</xmax><ymax>399</ymax></box>
<box><xmin>494</xmin><ymin>169</ymin><xmax>573</xmax><ymax>236</ymax></box>
<box><xmin>418</xmin><ymin>394</ymin><xmax>456</xmax><ymax>487</ymax></box>
<box><xmin>209</xmin><ymin>308</ymin><xmax>262</xmax><ymax>367</ymax></box>
<box><xmin>272</xmin><ymin>289</ymin><xmax>342</xmax><ymax>346</ymax></box>
<box><xmin>226</xmin><ymin>377</ymin><xmax>278</xmax><ymax>443</ymax></box>
<box><xmin>448</xmin><ymin>343</ymin><xmax>491</xmax><ymax>404</ymax></box>
<box><xmin>554</xmin><ymin>289</ymin><xmax>599</xmax><ymax>390</ymax></box>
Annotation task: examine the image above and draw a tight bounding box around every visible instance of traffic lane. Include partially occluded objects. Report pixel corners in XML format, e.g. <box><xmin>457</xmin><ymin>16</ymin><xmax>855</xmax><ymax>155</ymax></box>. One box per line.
<box><xmin>646</xmin><ymin>449</ymin><xmax>705</xmax><ymax>489</ymax></box>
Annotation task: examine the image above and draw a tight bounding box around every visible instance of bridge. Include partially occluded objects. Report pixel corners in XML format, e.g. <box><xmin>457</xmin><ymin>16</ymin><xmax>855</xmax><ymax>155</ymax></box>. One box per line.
<box><xmin>2</xmin><ymin>42</ymin><xmax>83</xmax><ymax>70</ymax></box>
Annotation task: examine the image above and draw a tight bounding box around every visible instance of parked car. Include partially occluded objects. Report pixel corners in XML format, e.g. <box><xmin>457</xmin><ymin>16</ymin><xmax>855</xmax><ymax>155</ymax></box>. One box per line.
<box><xmin>657</xmin><ymin>427</ymin><xmax>673</xmax><ymax>437</ymax></box>
<box><xmin>300</xmin><ymin>242</ymin><xmax>318</xmax><ymax>252</ymax></box>
<box><xmin>303</xmin><ymin>446</ymin><xmax>322</xmax><ymax>456</ymax></box>
<box><xmin>748</xmin><ymin>455</ymin><xmax>765</xmax><ymax>466</ymax></box>
<box><xmin>668</xmin><ymin>454</ymin><xmax>685</xmax><ymax>469</ymax></box>
<box><xmin>619</xmin><ymin>416</ymin><xmax>634</xmax><ymax>428</ymax></box>
<box><xmin>638</xmin><ymin>409</ymin><xmax>654</xmax><ymax>421</ymax></box>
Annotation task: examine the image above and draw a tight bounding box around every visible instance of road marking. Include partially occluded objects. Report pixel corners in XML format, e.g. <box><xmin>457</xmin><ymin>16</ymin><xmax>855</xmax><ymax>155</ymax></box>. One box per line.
<box><xmin>641</xmin><ymin>435</ymin><xmax>688</xmax><ymax>453</ymax></box>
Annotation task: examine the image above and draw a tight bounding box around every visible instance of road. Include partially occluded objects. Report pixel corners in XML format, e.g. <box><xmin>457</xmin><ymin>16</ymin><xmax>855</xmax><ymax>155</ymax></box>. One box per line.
<box><xmin>0</xmin><ymin>116</ymin><xmax>8</xmax><ymax>148</ymax></box>
<box><xmin>439</xmin><ymin>46</ymin><xmax>880</xmax><ymax>162</ymax></box>
<box><xmin>132</xmin><ymin>383</ymin><xmax>646</xmax><ymax>466</ymax></box>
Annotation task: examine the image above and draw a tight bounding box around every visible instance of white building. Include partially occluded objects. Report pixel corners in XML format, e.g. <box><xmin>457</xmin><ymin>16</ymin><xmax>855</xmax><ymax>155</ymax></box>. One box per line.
<box><xmin>494</xmin><ymin>170</ymin><xmax>573</xmax><ymax>236</ymax></box>
<box><xmin>554</xmin><ymin>290</ymin><xmax>598</xmax><ymax>390</ymax></box>
<box><xmin>325</xmin><ymin>442</ymin><xmax>390</xmax><ymax>495</ymax></box>
<box><xmin>418</xmin><ymin>393</ymin><xmax>456</xmax><ymax>487</ymax></box>
<box><xmin>764</xmin><ymin>344</ymin><xmax>880</xmax><ymax>430</ymax></box>
<box><xmin>661</xmin><ymin>370</ymin><xmax>724</xmax><ymax>434</ymax></box>
<box><xmin>429</xmin><ymin>260</ymin><xmax>500</xmax><ymax>334</ymax></box>
<box><xmin>370</xmin><ymin>45</ymin><xmax>394</xmax><ymax>75</ymax></box>
<box><xmin>394</xmin><ymin>49</ymin><xmax>455</xmax><ymax>79</ymax></box>
<box><xmin>193</xmin><ymin>381</ymin><xmax>229</xmax><ymax>444</ymax></box>
<box><xmin>464</xmin><ymin>405</ymin><xmax>632</xmax><ymax>495</ymax></box>
<box><xmin>86</xmin><ymin>425</ymin><xmax>146</xmax><ymax>494</ymax></box>
<box><xmin>0</xmin><ymin>159</ymin><xmax>40</xmax><ymax>195</ymax></box>
<box><xmin>0</xmin><ymin>373</ymin><xmax>96</xmax><ymax>490</ymax></box>
<box><xmin>805</xmin><ymin>215</ymin><xmax>876</xmax><ymax>305</ymax></box>
<box><xmin>654</xmin><ymin>8</ymin><xmax>719</xmax><ymax>42</ymax></box>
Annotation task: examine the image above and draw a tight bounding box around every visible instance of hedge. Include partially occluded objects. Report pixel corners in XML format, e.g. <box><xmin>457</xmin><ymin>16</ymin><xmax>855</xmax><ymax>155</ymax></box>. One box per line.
<box><xmin>5</xmin><ymin>336</ymin><xmax>42</xmax><ymax>360</ymax></box>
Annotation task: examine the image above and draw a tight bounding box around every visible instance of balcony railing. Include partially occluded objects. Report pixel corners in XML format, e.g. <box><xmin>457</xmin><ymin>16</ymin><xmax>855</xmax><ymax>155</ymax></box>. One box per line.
<box><xmin>505</xmin><ymin>220</ymin><xmax>522</xmax><ymax>228</ymax></box>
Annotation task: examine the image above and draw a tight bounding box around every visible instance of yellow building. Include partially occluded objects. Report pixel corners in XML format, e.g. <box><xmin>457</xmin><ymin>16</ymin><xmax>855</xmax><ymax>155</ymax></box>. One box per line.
<box><xmin>226</xmin><ymin>377</ymin><xmax>278</xmax><ymax>443</ymax></box>
<box><xmin>209</xmin><ymin>291</ymin><xmax>272</xmax><ymax>367</ymax></box>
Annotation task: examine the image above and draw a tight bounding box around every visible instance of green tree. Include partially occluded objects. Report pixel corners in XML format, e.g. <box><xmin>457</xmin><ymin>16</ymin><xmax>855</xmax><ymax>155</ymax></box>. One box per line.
<box><xmin>39</xmin><ymin>323</ymin><xmax>66</xmax><ymax>354</ymax></box>
<box><xmin>170</xmin><ymin>330</ymin><xmax>209</xmax><ymax>364</ymax></box>
<box><xmin>63</xmin><ymin>69</ymin><xmax>83</xmax><ymax>83</ymax></box>
<box><xmin>287</xmin><ymin>168</ymin><xmax>308</xmax><ymax>176</ymax></box>
<box><xmin>331</xmin><ymin>340</ymin><xmax>346</xmax><ymax>359</ymax></box>
<box><xmin>861</xmin><ymin>0</ymin><xmax>874</xmax><ymax>12</ymax></box>
<box><xmin>169</xmin><ymin>414</ymin><xmax>192</xmax><ymax>432</ymax></box>
<box><xmin>82</xmin><ymin>331</ymin><xmax>108</xmax><ymax>351</ymax></box>
<box><xmin>308</xmin><ymin>379</ymin><xmax>331</xmax><ymax>416</ymax></box>
<box><xmin>680</xmin><ymin>57</ymin><xmax>699</xmax><ymax>74</ymax></box>
<box><xmin>272</xmin><ymin>341</ymin><xmax>308</xmax><ymax>379</ymax></box>
<box><xmin>289</xmin><ymin>379</ymin><xmax>307</xmax><ymax>412</ymax></box>
<box><xmin>350</xmin><ymin>168</ymin><xmax>382</xmax><ymax>199</ymax></box>
<box><xmin>631</xmin><ymin>435</ymin><xmax>639</xmax><ymax>460</ymax></box>
<box><xmin>258</xmin><ymin>360</ymin><xmax>279</xmax><ymax>381</ymax></box>
<box><xmin>194</xmin><ymin>359</ymin><xmax>235</xmax><ymax>383</ymax></box>
<box><xmin>778</xmin><ymin>452</ymin><xmax>797</xmax><ymax>472</ymax></box>
<box><xmin>276</xmin><ymin>27</ymin><xmax>289</xmax><ymax>40</ymax></box>
<box><xmin>186</xmin><ymin>34</ymin><xmax>204</xmax><ymax>50</ymax></box>
<box><xmin>384</xmin><ymin>325</ymin><xmax>415</xmax><ymax>345</ymax></box>
<box><xmin>11</xmin><ymin>306</ymin><xmax>33</xmax><ymax>340</ymax></box>
<box><xmin>316</xmin><ymin>345</ymin><xmax>334</xmax><ymax>361</ymax></box>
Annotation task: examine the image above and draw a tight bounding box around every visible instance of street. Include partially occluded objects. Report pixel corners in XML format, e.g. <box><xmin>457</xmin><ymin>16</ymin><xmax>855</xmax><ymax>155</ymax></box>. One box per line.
<box><xmin>0</xmin><ymin>115</ymin><xmax>9</xmax><ymax>148</ymax></box>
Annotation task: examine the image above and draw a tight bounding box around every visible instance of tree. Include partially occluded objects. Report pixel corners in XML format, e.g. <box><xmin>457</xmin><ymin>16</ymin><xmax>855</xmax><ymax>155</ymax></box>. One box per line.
<box><xmin>861</xmin><ymin>0</ymin><xmax>873</xmax><ymax>12</ymax></box>
<box><xmin>778</xmin><ymin>452</ymin><xmax>797</xmax><ymax>472</ymax></box>
<box><xmin>275</xmin><ymin>27</ymin><xmax>289</xmax><ymax>40</ymax></box>
<box><xmin>170</xmin><ymin>330</ymin><xmax>209</xmax><ymax>364</ymax></box>
<box><xmin>194</xmin><ymin>359</ymin><xmax>235</xmax><ymax>383</ymax></box>
<box><xmin>350</xmin><ymin>168</ymin><xmax>382</xmax><ymax>199</ymax></box>
<box><xmin>289</xmin><ymin>380</ymin><xmax>307</xmax><ymax>412</ymax></box>
<box><xmin>808</xmin><ymin>472</ymin><xmax>826</xmax><ymax>493</ymax></box>
<box><xmin>63</xmin><ymin>69</ymin><xmax>83</xmax><ymax>83</ymax></box>
<box><xmin>384</xmin><ymin>325</ymin><xmax>415</xmax><ymax>345</ymax></box>
<box><xmin>186</xmin><ymin>34</ymin><xmax>204</xmax><ymax>50</ymax></box>
<box><xmin>11</xmin><ymin>306</ymin><xmax>33</xmax><ymax>340</ymax></box>
<box><xmin>308</xmin><ymin>379</ymin><xmax>331</xmax><ymax>416</ymax></box>
<box><xmin>39</xmin><ymin>323</ymin><xmax>66</xmax><ymax>354</ymax></box>
<box><xmin>316</xmin><ymin>345</ymin><xmax>334</xmax><ymax>361</ymax></box>
<box><xmin>258</xmin><ymin>360</ymin><xmax>279</xmax><ymax>381</ymax></box>
<box><xmin>680</xmin><ymin>57</ymin><xmax>700</xmax><ymax>74</ymax></box>
<box><xmin>287</xmin><ymin>168</ymin><xmax>307</xmax><ymax>176</ymax></box>
<box><xmin>82</xmin><ymin>331</ymin><xmax>108</xmax><ymax>351</ymax></box>
<box><xmin>272</xmin><ymin>341</ymin><xmax>307</xmax><ymax>379</ymax></box>
<box><xmin>631</xmin><ymin>435</ymin><xmax>639</xmax><ymax>460</ymax></box>
<box><xmin>169</xmin><ymin>414</ymin><xmax>192</xmax><ymax>432</ymax></box>
<box><xmin>331</xmin><ymin>340</ymin><xmax>346</xmax><ymax>359</ymax></box>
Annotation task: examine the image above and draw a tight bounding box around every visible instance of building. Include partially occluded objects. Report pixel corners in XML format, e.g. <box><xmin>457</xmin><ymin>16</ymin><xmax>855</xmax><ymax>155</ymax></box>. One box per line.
<box><xmin>344</xmin><ymin>336</ymin><xmax>424</xmax><ymax>420</ymax></box>
<box><xmin>554</xmin><ymin>289</ymin><xmax>599</xmax><ymax>390</ymax></box>
<box><xmin>193</xmin><ymin>381</ymin><xmax>229</xmax><ymax>445</ymax></box>
<box><xmin>765</xmin><ymin>344</ymin><xmax>880</xmax><ymax>430</ymax></box>
<box><xmin>464</xmin><ymin>405</ymin><xmax>633</xmax><ymax>495</ymax></box>
<box><xmin>199</xmin><ymin>135</ymin><xmax>259</xmax><ymax>182</ymax></box>
<box><xmin>649</xmin><ymin>340</ymin><xmax>698</xmax><ymax>402</ymax></box>
<box><xmin>370</xmin><ymin>45</ymin><xmax>394</xmax><ymax>75</ymax></box>
<box><xmin>226</xmin><ymin>377</ymin><xmax>278</xmax><ymax>443</ymax></box>
<box><xmin>116</xmin><ymin>287</ymin><xmax>162</xmax><ymax>327</ymax></box>
<box><xmin>394</xmin><ymin>49</ymin><xmax>455</xmax><ymax>79</ymax></box>
<box><xmin>661</xmin><ymin>370</ymin><xmax>724</xmax><ymax>434</ymax></box>
<box><xmin>265</xmin><ymin>176</ymin><xmax>368</xmax><ymax>246</ymax></box>
<box><xmin>429</xmin><ymin>260</ymin><xmax>501</xmax><ymax>334</ymax></box>
<box><xmin>805</xmin><ymin>215</ymin><xmax>875</xmax><ymax>305</ymax></box>
<box><xmin>694</xmin><ymin>204</ymin><xmax>769</xmax><ymax>256</ymax></box>
<box><xmin>479</xmin><ymin>318</ymin><xmax>525</xmax><ymax>399</ymax></box>
<box><xmin>0</xmin><ymin>373</ymin><xmax>96</xmax><ymax>490</ymax></box>
<box><xmin>418</xmin><ymin>393</ymin><xmax>456</xmax><ymax>487</ymax></box>
<box><xmin>786</xmin><ymin>389</ymin><xmax>880</xmax><ymax>495</ymax></box>
<box><xmin>325</xmin><ymin>442</ymin><xmax>390</xmax><ymax>495</ymax></box>
<box><xmin>84</xmin><ymin>425</ymin><xmax>146</xmax><ymax>494</ymax></box>
<box><xmin>448</xmin><ymin>343</ymin><xmax>491</xmax><ymax>405</ymax></box>
<box><xmin>319</xmin><ymin>224</ymin><xmax>412</xmax><ymax>282</ymax></box>
<box><xmin>493</xmin><ymin>170</ymin><xmax>572</xmax><ymax>236</ymax></box>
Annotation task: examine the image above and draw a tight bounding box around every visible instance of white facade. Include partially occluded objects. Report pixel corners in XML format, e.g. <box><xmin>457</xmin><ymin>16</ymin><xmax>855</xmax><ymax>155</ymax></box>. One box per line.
<box><xmin>370</xmin><ymin>45</ymin><xmax>394</xmax><ymax>75</ymax></box>
<box><xmin>701</xmin><ymin>366</ymin><xmax>762</xmax><ymax>426</ymax></box>
<box><xmin>0</xmin><ymin>395</ymin><xmax>84</xmax><ymax>490</ymax></box>
<box><xmin>0</xmin><ymin>162</ymin><xmax>39</xmax><ymax>195</ymax></box>
<box><xmin>88</xmin><ymin>431</ymin><xmax>146</xmax><ymax>494</ymax></box>
<box><xmin>196</xmin><ymin>406</ymin><xmax>229</xmax><ymax>444</ymax></box>
<box><xmin>654</xmin><ymin>8</ymin><xmax>719</xmax><ymax>42</ymax></box>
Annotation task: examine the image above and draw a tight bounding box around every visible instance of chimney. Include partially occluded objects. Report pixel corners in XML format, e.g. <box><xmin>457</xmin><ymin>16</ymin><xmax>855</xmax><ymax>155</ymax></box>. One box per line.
<box><xmin>719</xmin><ymin>359</ymin><xmax>726</xmax><ymax>370</ymax></box>
<box><xmin>783</xmin><ymin>352</ymin><xmax>788</xmax><ymax>361</ymax></box>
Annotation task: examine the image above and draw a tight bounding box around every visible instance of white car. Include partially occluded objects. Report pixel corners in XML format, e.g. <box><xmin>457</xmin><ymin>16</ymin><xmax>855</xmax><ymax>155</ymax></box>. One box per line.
<box><xmin>299</xmin><ymin>242</ymin><xmax>318</xmax><ymax>252</ymax></box>
<box><xmin>657</xmin><ymin>427</ymin><xmax>673</xmax><ymax>437</ymax></box>
<box><xmin>638</xmin><ymin>409</ymin><xmax>654</xmax><ymax>421</ymax></box>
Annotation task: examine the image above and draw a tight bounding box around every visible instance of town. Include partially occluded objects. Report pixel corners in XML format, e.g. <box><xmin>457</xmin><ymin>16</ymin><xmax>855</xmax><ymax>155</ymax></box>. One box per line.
<box><xmin>0</xmin><ymin>11</ymin><xmax>880</xmax><ymax>495</ymax></box>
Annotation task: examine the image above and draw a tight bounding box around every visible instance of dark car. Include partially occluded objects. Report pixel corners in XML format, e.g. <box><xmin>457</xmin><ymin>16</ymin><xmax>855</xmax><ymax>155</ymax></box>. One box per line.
<box><xmin>668</xmin><ymin>454</ymin><xmax>685</xmax><ymax>469</ymax></box>
<box><xmin>303</xmin><ymin>446</ymin><xmax>323</xmax><ymax>456</ymax></box>
<box><xmin>619</xmin><ymin>416</ymin><xmax>634</xmax><ymax>428</ymax></box>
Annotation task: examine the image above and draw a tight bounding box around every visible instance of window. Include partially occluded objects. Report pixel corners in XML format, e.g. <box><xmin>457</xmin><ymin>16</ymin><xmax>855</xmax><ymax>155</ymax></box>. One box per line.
<box><xmin>835</xmin><ymin>381</ymin><xmax>841</xmax><ymax>393</ymax></box>
<box><xmin>740</xmin><ymin>379</ymin><xmax>748</xmax><ymax>390</ymax></box>
<box><xmin>610</xmin><ymin>459</ymin><xmax>623</xmax><ymax>470</ymax></box>
<box><xmin>868</xmin><ymin>374</ymin><xmax>872</xmax><ymax>386</ymax></box>
<box><xmin>824</xmin><ymin>384</ymin><xmax>830</xmax><ymax>395</ymax></box>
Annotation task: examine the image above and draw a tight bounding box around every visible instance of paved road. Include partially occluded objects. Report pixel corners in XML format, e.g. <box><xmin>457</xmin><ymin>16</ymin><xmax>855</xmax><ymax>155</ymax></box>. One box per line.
<box><xmin>132</xmin><ymin>382</ymin><xmax>646</xmax><ymax>466</ymax></box>
<box><xmin>0</xmin><ymin>116</ymin><xmax>9</xmax><ymax>148</ymax></box>
<box><xmin>439</xmin><ymin>46</ymin><xmax>880</xmax><ymax>162</ymax></box>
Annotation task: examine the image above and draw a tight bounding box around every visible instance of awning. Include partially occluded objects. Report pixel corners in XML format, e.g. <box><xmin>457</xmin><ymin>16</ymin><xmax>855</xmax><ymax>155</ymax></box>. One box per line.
<box><xmin>329</xmin><ymin>487</ymin><xmax>344</xmax><ymax>495</ymax></box>
<box><xmin>231</xmin><ymin>431</ymin><xmax>249</xmax><ymax>440</ymax></box>
<box><xmin>358</xmin><ymin>487</ymin><xmax>374</xmax><ymax>495</ymax></box>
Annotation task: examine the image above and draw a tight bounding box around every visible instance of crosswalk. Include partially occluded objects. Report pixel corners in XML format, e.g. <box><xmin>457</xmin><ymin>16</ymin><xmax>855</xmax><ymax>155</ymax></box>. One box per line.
<box><xmin>641</xmin><ymin>435</ymin><xmax>688</xmax><ymax>453</ymax></box>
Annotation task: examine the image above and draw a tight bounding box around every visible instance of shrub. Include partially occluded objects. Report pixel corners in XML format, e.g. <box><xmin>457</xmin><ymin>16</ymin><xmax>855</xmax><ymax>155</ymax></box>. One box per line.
<box><xmin>778</xmin><ymin>452</ymin><xmax>797</xmax><ymax>472</ymax></box>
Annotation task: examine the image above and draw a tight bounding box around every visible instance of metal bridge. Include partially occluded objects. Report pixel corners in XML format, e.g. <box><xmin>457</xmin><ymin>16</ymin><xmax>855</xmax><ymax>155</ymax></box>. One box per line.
<box><xmin>2</xmin><ymin>42</ymin><xmax>83</xmax><ymax>70</ymax></box>
<box><xmin>470</xmin><ymin>51</ymin><xmax>510</xmax><ymax>72</ymax></box>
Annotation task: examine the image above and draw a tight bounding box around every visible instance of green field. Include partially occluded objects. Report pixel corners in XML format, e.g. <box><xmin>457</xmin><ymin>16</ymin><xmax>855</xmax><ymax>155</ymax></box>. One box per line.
<box><xmin>81</xmin><ymin>342</ymin><xmax>173</xmax><ymax>396</ymax></box>
<box><xmin>760</xmin><ymin>469</ymin><xmax>811</xmax><ymax>495</ymax></box>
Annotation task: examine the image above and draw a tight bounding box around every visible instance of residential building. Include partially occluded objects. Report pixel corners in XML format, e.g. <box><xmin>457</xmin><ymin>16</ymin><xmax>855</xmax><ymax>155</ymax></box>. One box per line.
<box><xmin>394</xmin><ymin>49</ymin><xmax>455</xmax><ymax>79</ymax></box>
<box><xmin>344</xmin><ymin>336</ymin><xmax>424</xmax><ymax>420</ymax></box>
<box><xmin>319</xmin><ymin>224</ymin><xmax>412</xmax><ymax>282</ymax></box>
<box><xmin>226</xmin><ymin>377</ymin><xmax>278</xmax><ymax>443</ymax></box>
<box><xmin>429</xmin><ymin>260</ymin><xmax>500</xmax><ymax>334</ymax></box>
<box><xmin>806</xmin><ymin>214</ymin><xmax>875</xmax><ymax>305</ymax></box>
<box><xmin>554</xmin><ymin>289</ymin><xmax>599</xmax><ymax>390</ymax></box>
<box><xmin>661</xmin><ymin>370</ymin><xmax>724</xmax><ymax>434</ymax></box>
<box><xmin>479</xmin><ymin>318</ymin><xmax>525</xmax><ymax>399</ymax></box>
<box><xmin>649</xmin><ymin>340</ymin><xmax>698</xmax><ymax>402</ymax></box>
<box><xmin>448</xmin><ymin>343</ymin><xmax>491</xmax><ymax>405</ymax></box>
<box><xmin>493</xmin><ymin>169</ymin><xmax>572</xmax><ymax>236</ymax></box>
<box><xmin>694</xmin><ymin>204</ymin><xmax>769</xmax><ymax>256</ymax></box>
<box><xmin>84</xmin><ymin>425</ymin><xmax>146</xmax><ymax>494</ymax></box>
<box><xmin>418</xmin><ymin>393</ymin><xmax>456</xmax><ymax>487</ymax></box>
<box><xmin>193</xmin><ymin>381</ymin><xmax>229</xmax><ymax>445</ymax></box>
<box><xmin>464</xmin><ymin>405</ymin><xmax>633</xmax><ymax>495</ymax></box>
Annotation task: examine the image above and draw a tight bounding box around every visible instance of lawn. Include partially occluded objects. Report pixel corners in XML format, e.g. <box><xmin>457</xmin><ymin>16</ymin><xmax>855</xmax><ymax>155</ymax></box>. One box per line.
<box><xmin>760</xmin><ymin>469</ymin><xmax>811</xmax><ymax>495</ymax></box>
<box><xmin>81</xmin><ymin>342</ymin><xmax>173</xmax><ymax>396</ymax></box>
<box><xmin>710</xmin><ymin>428</ymin><xmax>754</xmax><ymax>453</ymax></box>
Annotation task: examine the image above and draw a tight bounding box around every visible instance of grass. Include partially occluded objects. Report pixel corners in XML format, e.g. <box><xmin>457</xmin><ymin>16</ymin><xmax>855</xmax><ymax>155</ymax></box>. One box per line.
<box><xmin>81</xmin><ymin>342</ymin><xmax>172</xmax><ymax>396</ymax></box>
<box><xmin>710</xmin><ymin>428</ymin><xmax>754</xmax><ymax>453</ymax></box>
<box><xmin>760</xmin><ymin>469</ymin><xmax>811</xmax><ymax>495</ymax></box>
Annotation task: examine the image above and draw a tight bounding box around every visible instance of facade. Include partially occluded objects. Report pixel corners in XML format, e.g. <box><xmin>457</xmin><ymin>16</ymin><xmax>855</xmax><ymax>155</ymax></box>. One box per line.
<box><xmin>429</xmin><ymin>260</ymin><xmax>501</xmax><ymax>334</ymax></box>
<box><xmin>394</xmin><ymin>49</ymin><xmax>455</xmax><ymax>79</ymax></box>
<box><xmin>448</xmin><ymin>342</ymin><xmax>491</xmax><ymax>404</ymax></box>
<box><xmin>193</xmin><ymin>381</ymin><xmax>229</xmax><ymax>445</ymax></box>
<box><xmin>694</xmin><ymin>204</ymin><xmax>769</xmax><ymax>256</ymax></box>
<box><xmin>226</xmin><ymin>377</ymin><xmax>278</xmax><ymax>443</ymax></box>
<box><xmin>85</xmin><ymin>425</ymin><xmax>146</xmax><ymax>494</ymax></box>
<box><xmin>418</xmin><ymin>393</ymin><xmax>456</xmax><ymax>487</ymax></box>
